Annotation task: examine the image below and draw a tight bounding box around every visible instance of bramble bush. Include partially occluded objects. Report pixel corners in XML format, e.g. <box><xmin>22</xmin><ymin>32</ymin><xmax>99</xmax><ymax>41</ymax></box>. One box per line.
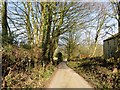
<box><xmin>2</xmin><ymin>44</ymin><xmax>55</xmax><ymax>88</ymax></box>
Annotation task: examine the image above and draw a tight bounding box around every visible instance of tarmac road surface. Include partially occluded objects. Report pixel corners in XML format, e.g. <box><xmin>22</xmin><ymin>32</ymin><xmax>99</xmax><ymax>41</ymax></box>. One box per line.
<box><xmin>44</xmin><ymin>62</ymin><xmax>94</xmax><ymax>89</ymax></box>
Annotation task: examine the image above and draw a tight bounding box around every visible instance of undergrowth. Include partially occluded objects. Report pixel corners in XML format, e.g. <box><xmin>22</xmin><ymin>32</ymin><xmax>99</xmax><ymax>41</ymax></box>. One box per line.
<box><xmin>2</xmin><ymin>44</ymin><xmax>55</xmax><ymax>89</ymax></box>
<box><xmin>67</xmin><ymin>58</ymin><xmax>120</xmax><ymax>89</ymax></box>
<box><xmin>4</xmin><ymin>64</ymin><xmax>54</xmax><ymax>88</ymax></box>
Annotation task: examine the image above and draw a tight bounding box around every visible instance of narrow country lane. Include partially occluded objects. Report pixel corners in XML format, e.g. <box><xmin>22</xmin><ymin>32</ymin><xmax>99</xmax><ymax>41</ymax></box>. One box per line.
<box><xmin>44</xmin><ymin>62</ymin><xmax>94</xmax><ymax>89</ymax></box>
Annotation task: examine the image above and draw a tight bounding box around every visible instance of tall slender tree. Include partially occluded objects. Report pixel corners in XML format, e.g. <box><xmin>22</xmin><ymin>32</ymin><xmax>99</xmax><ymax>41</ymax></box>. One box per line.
<box><xmin>2</xmin><ymin>1</ymin><xmax>8</xmax><ymax>45</ymax></box>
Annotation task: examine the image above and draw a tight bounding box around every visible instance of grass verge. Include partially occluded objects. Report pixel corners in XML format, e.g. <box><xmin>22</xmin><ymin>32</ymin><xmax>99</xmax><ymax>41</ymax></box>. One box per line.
<box><xmin>67</xmin><ymin>58</ymin><xmax>120</xmax><ymax>89</ymax></box>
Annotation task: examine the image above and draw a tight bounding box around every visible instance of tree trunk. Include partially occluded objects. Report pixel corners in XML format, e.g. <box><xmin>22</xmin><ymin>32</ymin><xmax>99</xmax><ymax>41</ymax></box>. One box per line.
<box><xmin>91</xmin><ymin>43</ymin><xmax>97</xmax><ymax>57</ymax></box>
<box><xmin>2</xmin><ymin>1</ymin><xmax>8</xmax><ymax>45</ymax></box>
<box><xmin>49</xmin><ymin>37</ymin><xmax>59</xmax><ymax>65</ymax></box>
<box><xmin>24</xmin><ymin>3</ymin><xmax>33</xmax><ymax>46</ymax></box>
<box><xmin>41</xmin><ymin>3</ymin><xmax>52</xmax><ymax>69</ymax></box>
<box><xmin>118</xmin><ymin>1</ymin><xmax>120</xmax><ymax>33</ymax></box>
